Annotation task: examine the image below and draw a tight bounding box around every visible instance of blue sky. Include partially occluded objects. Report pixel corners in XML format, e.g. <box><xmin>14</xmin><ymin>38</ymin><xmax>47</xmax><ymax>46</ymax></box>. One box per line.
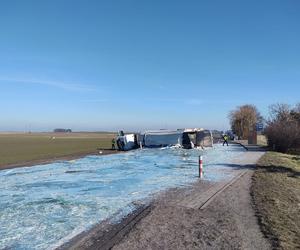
<box><xmin>0</xmin><ymin>0</ymin><xmax>299</xmax><ymax>132</ymax></box>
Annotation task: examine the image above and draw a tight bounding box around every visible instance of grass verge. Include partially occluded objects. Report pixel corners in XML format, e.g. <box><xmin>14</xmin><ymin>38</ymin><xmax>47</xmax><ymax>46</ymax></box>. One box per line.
<box><xmin>251</xmin><ymin>152</ymin><xmax>300</xmax><ymax>249</ymax></box>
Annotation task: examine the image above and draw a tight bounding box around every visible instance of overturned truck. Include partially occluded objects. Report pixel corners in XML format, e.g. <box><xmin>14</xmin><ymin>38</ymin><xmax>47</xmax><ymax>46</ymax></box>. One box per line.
<box><xmin>115</xmin><ymin>131</ymin><xmax>139</xmax><ymax>151</ymax></box>
<box><xmin>182</xmin><ymin>129</ymin><xmax>213</xmax><ymax>149</ymax></box>
<box><xmin>142</xmin><ymin>130</ymin><xmax>183</xmax><ymax>148</ymax></box>
<box><xmin>116</xmin><ymin>129</ymin><xmax>213</xmax><ymax>151</ymax></box>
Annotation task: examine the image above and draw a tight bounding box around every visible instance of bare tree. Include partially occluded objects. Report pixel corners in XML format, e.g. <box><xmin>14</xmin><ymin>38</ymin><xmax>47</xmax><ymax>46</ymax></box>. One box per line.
<box><xmin>265</xmin><ymin>103</ymin><xmax>300</xmax><ymax>153</ymax></box>
<box><xmin>269</xmin><ymin>103</ymin><xmax>291</xmax><ymax>122</ymax></box>
<box><xmin>229</xmin><ymin>104</ymin><xmax>261</xmax><ymax>139</ymax></box>
<box><xmin>294</xmin><ymin>103</ymin><xmax>300</xmax><ymax>113</ymax></box>
<box><xmin>291</xmin><ymin>103</ymin><xmax>300</xmax><ymax>123</ymax></box>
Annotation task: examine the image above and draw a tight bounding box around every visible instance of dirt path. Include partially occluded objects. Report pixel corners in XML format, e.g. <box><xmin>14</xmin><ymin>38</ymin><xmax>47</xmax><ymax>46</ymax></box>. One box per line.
<box><xmin>112</xmin><ymin>148</ymin><xmax>270</xmax><ymax>250</ymax></box>
<box><xmin>64</xmin><ymin>145</ymin><xmax>270</xmax><ymax>250</ymax></box>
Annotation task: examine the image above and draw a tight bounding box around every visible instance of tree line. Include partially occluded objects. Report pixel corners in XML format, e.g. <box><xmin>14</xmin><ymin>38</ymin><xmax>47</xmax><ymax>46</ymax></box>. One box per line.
<box><xmin>229</xmin><ymin>103</ymin><xmax>300</xmax><ymax>153</ymax></box>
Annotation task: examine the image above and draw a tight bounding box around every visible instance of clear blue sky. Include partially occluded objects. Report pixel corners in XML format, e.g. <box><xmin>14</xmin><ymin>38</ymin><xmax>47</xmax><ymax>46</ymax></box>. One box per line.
<box><xmin>0</xmin><ymin>0</ymin><xmax>299</xmax><ymax>132</ymax></box>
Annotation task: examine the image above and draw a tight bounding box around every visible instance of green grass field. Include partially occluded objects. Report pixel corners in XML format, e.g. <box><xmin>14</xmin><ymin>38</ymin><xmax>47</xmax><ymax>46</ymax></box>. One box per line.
<box><xmin>0</xmin><ymin>132</ymin><xmax>115</xmax><ymax>167</ymax></box>
<box><xmin>252</xmin><ymin>152</ymin><xmax>300</xmax><ymax>249</ymax></box>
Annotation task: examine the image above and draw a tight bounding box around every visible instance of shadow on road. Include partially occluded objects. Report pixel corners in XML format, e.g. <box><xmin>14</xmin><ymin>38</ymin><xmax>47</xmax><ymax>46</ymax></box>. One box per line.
<box><xmin>213</xmin><ymin>162</ymin><xmax>299</xmax><ymax>178</ymax></box>
<box><xmin>229</xmin><ymin>142</ymin><xmax>267</xmax><ymax>152</ymax></box>
<box><xmin>213</xmin><ymin>163</ymin><xmax>256</xmax><ymax>170</ymax></box>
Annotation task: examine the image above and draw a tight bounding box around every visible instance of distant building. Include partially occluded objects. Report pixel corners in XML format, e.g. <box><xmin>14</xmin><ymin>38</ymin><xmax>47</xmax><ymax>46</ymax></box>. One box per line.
<box><xmin>53</xmin><ymin>128</ymin><xmax>72</xmax><ymax>133</ymax></box>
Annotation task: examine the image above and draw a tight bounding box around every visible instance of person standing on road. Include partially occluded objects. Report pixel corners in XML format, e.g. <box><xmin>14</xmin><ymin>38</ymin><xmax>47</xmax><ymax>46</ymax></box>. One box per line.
<box><xmin>223</xmin><ymin>134</ymin><xmax>229</xmax><ymax>146</ymax></box>
<box><xmin>112</xmin><ymin>138</ymin><xmax>116</xmax><ymax>150</ymax></box>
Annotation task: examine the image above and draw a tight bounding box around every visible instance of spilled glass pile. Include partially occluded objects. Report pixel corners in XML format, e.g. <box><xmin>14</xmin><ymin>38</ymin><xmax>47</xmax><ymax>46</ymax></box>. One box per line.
<box><xmin>0</xmin><ymin>145</ymin><xmax>244</xmax><ymax>249</ymax></box>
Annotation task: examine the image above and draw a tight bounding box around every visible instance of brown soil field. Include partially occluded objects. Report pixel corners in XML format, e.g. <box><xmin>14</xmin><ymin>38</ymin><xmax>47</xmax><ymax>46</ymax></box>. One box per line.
<box><xmin>0</xmin><ymin>132</ymin><xmax>116</xmax><ymax>170</ymax></box>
